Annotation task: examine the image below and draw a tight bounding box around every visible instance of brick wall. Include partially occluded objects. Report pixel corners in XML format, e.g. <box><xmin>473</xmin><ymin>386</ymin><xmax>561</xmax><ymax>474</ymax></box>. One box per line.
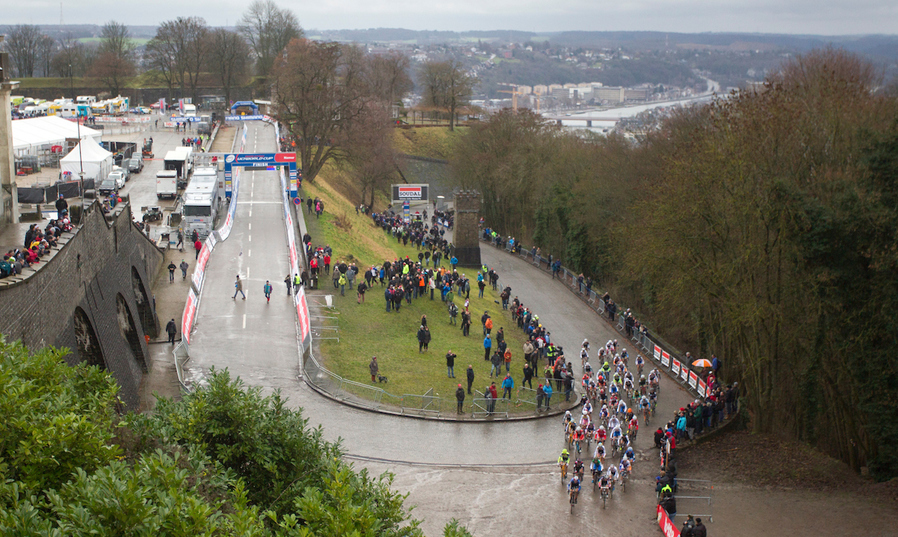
<box><xmin>0</xmin><ymin>202</ymin><xmax>163</xmax><ymax>409</ymax></box>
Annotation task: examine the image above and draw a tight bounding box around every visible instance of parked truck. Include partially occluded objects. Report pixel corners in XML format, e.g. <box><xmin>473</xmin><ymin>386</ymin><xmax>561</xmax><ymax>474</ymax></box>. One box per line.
<box><xmin>156</xmin><ymin>170</ymin><xmax>178</xmax><ymax>200</ymax></box>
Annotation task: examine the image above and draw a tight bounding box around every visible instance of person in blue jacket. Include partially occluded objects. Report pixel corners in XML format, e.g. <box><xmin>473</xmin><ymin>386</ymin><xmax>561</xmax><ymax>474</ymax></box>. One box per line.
<box><xmin>484</xmin><ymin>334</ymin><xmax>492</xmax><ymax>362</ymax></box>
<box><xmin>501</xmin><ymin>373</ymin><xmax>514</xmax><ymax>399</ymax></box>
<box><xmin>543</xmin><ymin>382</ymin><xmax>554</xmax><ymax>409</ymax></box>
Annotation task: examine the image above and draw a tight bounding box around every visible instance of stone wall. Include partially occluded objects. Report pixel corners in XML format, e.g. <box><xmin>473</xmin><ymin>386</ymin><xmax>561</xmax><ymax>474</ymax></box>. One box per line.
<box><xmin>453</xmin><ymin>190</ymin><xmax>481</xmax><ymax>268</ymax></box>
<box><xmin>0</xmin><ymin>202</ymin><xmax>163</xmax><ymax>408</ymax></box>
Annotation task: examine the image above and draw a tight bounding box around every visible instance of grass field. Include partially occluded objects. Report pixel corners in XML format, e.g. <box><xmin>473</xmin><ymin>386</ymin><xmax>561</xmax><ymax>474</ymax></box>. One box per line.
<box><xmin>301</xmin><ymin>172</ymin><xmax>559</xmax><ymax>413</ymax></box>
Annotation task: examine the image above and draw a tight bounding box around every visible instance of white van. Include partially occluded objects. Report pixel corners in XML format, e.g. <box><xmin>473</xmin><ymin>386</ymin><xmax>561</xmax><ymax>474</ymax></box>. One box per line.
<box><xmin>182</xmin><ymin>104</ymin><xmax>197</xmax><ymax>117</ymax></box>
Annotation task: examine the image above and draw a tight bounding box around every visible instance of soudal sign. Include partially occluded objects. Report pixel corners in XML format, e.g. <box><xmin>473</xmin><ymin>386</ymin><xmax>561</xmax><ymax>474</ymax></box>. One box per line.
<box><xmin>392</xmin><ymin>184</ymin><xmax>429</xmax><ymax>202</ymax></box>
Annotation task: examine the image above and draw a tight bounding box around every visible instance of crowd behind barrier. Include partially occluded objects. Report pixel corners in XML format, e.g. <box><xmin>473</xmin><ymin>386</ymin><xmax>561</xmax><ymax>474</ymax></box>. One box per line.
<box><xmin>480</xmin><ymin>231</ymin><xmax>720</xmax><ymax>403</ymax></box>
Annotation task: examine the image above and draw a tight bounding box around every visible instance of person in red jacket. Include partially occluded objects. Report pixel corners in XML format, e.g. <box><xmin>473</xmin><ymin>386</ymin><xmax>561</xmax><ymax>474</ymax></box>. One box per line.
<box><xmin>194</xmin><ymin>239</ymin><xmax>202</xmax><ymax>259</ymax></box>
<box><xmin>323</xmin><ymin>253</ymin><xmax>331</xmax><ymax>274</ymax></box>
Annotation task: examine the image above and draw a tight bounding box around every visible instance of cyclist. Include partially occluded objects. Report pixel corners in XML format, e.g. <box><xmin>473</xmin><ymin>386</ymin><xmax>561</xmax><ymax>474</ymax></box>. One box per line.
<box><xmin>623</xmin><ymin>377</ymin><xmax>635</xmax><ymax>399</ymax></box>
<box><xmin>620</xmin><ymin>348</ymin><xmax>629</xmax><ymax>365</ymax></box>
<box><xmin>593</xmin><ymin>441</ymin><xmax>606</xmax><ymax>462</ymax></box>
<box><xmin>608</xmin><ymin>415</ymin><xmax>621</xmax><ymax>433</ymax></box>
<box><xmin>623</xmin><ymin>445</ymin><xmax>636</xmax><ymax>463</ymax></box>
<box><xmin>573</xmin><ymin>427</ymin><xmax>586</xmax><ymax>453</ymax></box>
<box><xmin>607</xmin><ymin>465</ymin><xmax>619</xmax><ymax>492</ymax></box>
<box><xmin>573</xmin><ymin>458</ymin><xmax>585</xmax><ymax>481</ymax></box>
<box><xmin>579</xmin><ymin>413</ymin><xmax>591</xmax><ymax>429</ymax></box>
<box><xmin>628</xmin><ymin>415</ymin><xmax>640</xmax><ymax>438</ymax></box>
<box><xmin>558</xmin><ymin>448</ymin><xmax>570</xmax><ymax>478</ymax></box>
<box><xmin>584</xmin><ymin>361</ymin><xmax>592</xmax><ymax>375</ymax></box>
<box><xmin>585</xmin><ymin>420</ymin><xmax>596</xmax><ymax>440</ymax></box>
<box><xmin>640</xmin><ymin>395</ymin><xmax>651</xmax><ymax>424</ymax></box>
<box><xmin>582</xmin><ymin>339</ymin><xmax>590</xmax><ymax>353</ymax></box>
<box><xmin>595</xmin><ymin>425</ymin><xmax>607</xmax><ymax>445</ymax></box>
<box><xmin>562</xmin><ymin>410</ymin><xmax>573</xmax><ymax>429</ymax></box>
<box><xmin>601</xmin><ymin>361</ymin><xmax>611</xmax><ymax>381</ymax></box>
<box><xmin>639</xmin><ymin>374</ymin><xmax>648</xmax><ymax>395</ymax></box>
<box><xmin>616</xmin><ymin>399</ymin><xmax>628</xmax><ymax>417</ymax></box>
<box><xmin>582</xmin><ymin>400</ymin><xmax>593</xmax><ymax>416</ymax></box>
<box><xmin>580</xmin><ymin>346</ymin><xmax>589</xmax><ymax>367</ymax></box>
<box><xmin>636</xmin><ymin>355</ymin><xmax>645</xmax><ymax>376</ymax></box>
<box><xmin>599</xmin><ymin>473</ymin><xmax>612</xmax><ymax>498</ymax></box>
<box><xmin>590</xmin><ymin>457</ymin><xmax>603</xmax><ymax>482</ymax></box>
<box><xmin>568</xmin><ymin>474</ymin><xmax>582</xmax><ymax>504</ymax></box>
<box><xmin>610</xmin><ymin>425</ymin><xmax>623</xmax><ymax>452</ymax></box>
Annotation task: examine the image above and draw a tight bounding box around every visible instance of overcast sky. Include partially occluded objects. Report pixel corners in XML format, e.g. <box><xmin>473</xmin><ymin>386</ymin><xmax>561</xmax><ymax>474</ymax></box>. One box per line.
<box><xmin>13</xmin><ymin>0</ymin><xmax>898</xmax><ymax>35</ymax></box>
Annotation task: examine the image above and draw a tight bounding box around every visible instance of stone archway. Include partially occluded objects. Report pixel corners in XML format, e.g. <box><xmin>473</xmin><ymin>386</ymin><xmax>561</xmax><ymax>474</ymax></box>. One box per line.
<box><xmin>73</xmin><ymin>307</ymin><xmax>106</xmax><ymax>369</ymax></box>
<box><xmin>131</xmin><ymin>267</ymin><xmax>157</xmax><ymax>338</ymax></box>
<box><xmin>117</xmin><ymin>294</ymin><xmax>148</xmax><ymax>372</ymax></box>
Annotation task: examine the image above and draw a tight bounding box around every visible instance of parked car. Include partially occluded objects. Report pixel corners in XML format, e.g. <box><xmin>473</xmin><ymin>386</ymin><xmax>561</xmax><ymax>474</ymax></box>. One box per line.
<box><xmin>108</xmin><ymin>171</ymin><xmax>126</xmax><ymax>190</ymax></box>
<box><xmin>98</xmin><ymin>177</ymin><xmax>118</xmax><ymax>196</ymax></box>
<box><xmin>127</xmin><ymin>156</ymin><xmax>143</xmax><ymax>174</ymax></box>
<box><xmin>112</xmin><ymin>165</ymin><xmax>129</xmax><ymax>183</ymax></box>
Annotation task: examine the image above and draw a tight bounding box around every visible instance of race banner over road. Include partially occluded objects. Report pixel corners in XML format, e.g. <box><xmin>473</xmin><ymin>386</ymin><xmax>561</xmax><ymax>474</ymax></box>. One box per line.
<box><xmin>391</xmin><ymin>183</ymin><xmax>429</xmax><ymax>203</ymax></box>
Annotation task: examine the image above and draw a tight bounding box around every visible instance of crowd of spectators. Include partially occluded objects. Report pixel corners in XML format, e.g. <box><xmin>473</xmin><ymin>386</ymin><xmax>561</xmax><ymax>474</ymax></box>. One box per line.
<box><xmin>1</xmin><ymin>215</ymin><xmax>72</xmax><ymax>279</ymax></box>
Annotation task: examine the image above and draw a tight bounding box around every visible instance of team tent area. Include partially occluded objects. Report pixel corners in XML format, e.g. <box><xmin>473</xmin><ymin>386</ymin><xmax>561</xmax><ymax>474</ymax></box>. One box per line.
<box><xmin>11</xmin><ymin>115</ymin><xmax>102</xmax><ymax>158</ymax></box>
<box><xmin>60</xmin><ymin>138</ymin><xmax>114</xmax><ymax>183</ymax></box>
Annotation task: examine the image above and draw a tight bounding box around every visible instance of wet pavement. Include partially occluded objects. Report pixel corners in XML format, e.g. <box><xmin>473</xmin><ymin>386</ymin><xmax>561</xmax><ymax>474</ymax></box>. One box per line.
<box><xmin>177</xmin><ymin>120</ymin><xmax>697</xmax><ymax>535</ymax></box>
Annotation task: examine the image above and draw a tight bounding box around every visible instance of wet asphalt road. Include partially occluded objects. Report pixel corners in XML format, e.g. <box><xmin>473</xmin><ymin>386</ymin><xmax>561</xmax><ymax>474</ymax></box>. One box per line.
<box><xmin>183</xmin><ymin>121</ymin><xmax>693</xmax><ymax>535</ymax></box>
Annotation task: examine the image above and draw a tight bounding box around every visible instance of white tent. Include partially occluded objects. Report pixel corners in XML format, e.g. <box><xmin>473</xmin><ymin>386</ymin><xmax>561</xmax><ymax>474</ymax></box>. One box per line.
<box><xmin>60</xmin><ymin>138</ymin><xmax>114</xmax><ymax>182</ymax></box>
<box><xmin>11</xmin><ymin>115</ymin><xmax>102</xmax><ymax>157</ymax></box>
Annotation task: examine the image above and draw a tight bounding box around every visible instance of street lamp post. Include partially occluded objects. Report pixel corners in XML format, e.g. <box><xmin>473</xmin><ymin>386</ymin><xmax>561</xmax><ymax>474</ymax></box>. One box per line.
<box><xmin>69</xmin><ymin>65</ymin><xmax>86</xmax><ymax>207</ymax></box>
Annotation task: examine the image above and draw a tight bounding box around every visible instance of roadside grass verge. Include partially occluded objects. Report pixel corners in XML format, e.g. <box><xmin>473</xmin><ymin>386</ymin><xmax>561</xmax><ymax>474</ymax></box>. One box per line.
<box><xmin>302</xmin><ymin>168</ymin><xmax>550</xmax><ymax>412</ymax></box>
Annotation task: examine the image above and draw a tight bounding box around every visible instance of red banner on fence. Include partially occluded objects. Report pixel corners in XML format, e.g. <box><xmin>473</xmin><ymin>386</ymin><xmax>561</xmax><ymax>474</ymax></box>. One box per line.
<box><xmin>656</xmin><ymin>504</ymin><xmax>680</xmax><ymax>537</ymax></box>
<box><xmin>653</xmin><ymin>344</ymin><xmax>662</xmax><ymax>361</ymax></box>
<box><xmin>181</xmin><ymin>288</ymin><xmax>197</xmax><ymax>345</ymax></box>
<box><xmin>680</xmin><ymin>367</ymin><xmax>689</xmax><ymax>382</ymax></box>
<box><xmin>697</xmin><ymin>379</ymin><xmax>707</xmax><ymax>397</ymax></box>
<box><xmin>671</xmin><ymin>359</ymin><xmax>681</xmax><ymax>375</ymax></box>
<box><xmin>295</xmin><ymin>285</ymin><xmax>311</xmax><ymax>345</ymax></box>
<box><xmin>688</xmin><ymin>370</ymin><xmax>699</xmax><ymax>389</ymax></box>
<box><xmin>661</xmin><ymin>350</ymin><xmax>670</xmax><ymax>367</ymax></box>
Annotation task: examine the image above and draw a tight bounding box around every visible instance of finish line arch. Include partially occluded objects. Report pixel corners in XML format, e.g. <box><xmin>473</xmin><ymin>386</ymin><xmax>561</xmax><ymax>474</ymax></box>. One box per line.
<box><xmin>223</xmin><ymin>152</ymin><xmax>300</xmax><ymax>199</ymax></box>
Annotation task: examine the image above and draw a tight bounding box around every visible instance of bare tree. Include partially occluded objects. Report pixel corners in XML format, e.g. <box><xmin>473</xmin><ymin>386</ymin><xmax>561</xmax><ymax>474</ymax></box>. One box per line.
<box><xmin>272</xmin><ymin>39</ymin><xmax>371</xmax><ymax>183</ymax></box>
<box><xmin>88</xmin><ymin>52</ymin><xmax>135</xmax><ymax>96</ymax></box>
<box><xmin>345</xmin><ymin>103</ymin><xmax>398</xmax><ymax>208</ymax></box>
<box><xmin>98</xmin><ymin>20</ymin><xmax>133</xmax><ymax>59</ymax></box>
<box><xmin>36</xmin><ymin>34</ymin><xmax>55</xmax><ymax>78</ymax></box>
<box><xmin>365</xmin><ymin>52</ymin><xmax>413</xmax><ymax>108</ymax></box>
<box><xmin>207</xmin><ymin>29</ymin><xmax>250</xmax><ymax>105</ymax></box>
<box><xmin>238</xmin><ymin>0</ymin><xmax>302</xmax><ymax>76</ymax></box>
<box><xmin>145</xmin><ymin>17</ymin><xmax>209</xmax><ymax>102</ymax></box>
<box><xmin>51</xmin><ymin>35</ymin><xmax>93</xmax><ymax>78</ymax></box>
<box><xmin>6</xmin><ymin>25</ymin><xmax>43</xmax><ymax>77</ymax></box>
<box><xmin>418</xmin><ymin>59</ymin><xmax>474</xmax><ymax>130</ymax></box>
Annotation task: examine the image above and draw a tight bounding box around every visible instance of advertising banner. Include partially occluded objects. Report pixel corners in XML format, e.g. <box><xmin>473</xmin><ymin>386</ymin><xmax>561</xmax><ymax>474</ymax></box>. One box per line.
<box><xmin>697</xmin><ymin>379</ymin><xmax>707</xmax><ymax>398</ymax></box>
<box><xmin>688</xmin><ymin>370</ymin><xmax>699</xmax><ymax>389</ymax></box>
<box><xmin>671</xmin><ymin>359</ymin><xmax>681</xmax><ymax>376</ymax></box>
<box><xmin>182</xmin><ymin>288</ymin><xmax>198</xmax><ymax>345</ymax></box>
<box><xmin>225</xmin><ymin>114</ymin><xmax>265</xmax><ymax>121</ymax></box>
<box><xmin>295</xmin><ymin>285</ymin><xmax>311</xmax><ymax>347</ymax></box>
<box><xmin>653</xmin><ymin>344</ymin><xmax>662</xmax><ymax>361</ymax></box>
<box><xmin>391</xmin><ymin>183</ymin><xmax>429</xmax><ymax>202</ymax></box>
<box><xmin>661</xmin><ymin>350</ymin><xmax>670</xmax><ymax>368</ymax></box>
<box><xmin>680</xmin><ymin>367</ymin><xmax>689</xmax><ymax>382</ymax></box>
<box><xmin>656</xmin><ymin>504</ymin><xmax>680</xmax><ymax>537</ymax></box>
<box><xmin>191</xmin><ymin>238</ymin><xmax>213</xmax><ymax>292</ymax></box>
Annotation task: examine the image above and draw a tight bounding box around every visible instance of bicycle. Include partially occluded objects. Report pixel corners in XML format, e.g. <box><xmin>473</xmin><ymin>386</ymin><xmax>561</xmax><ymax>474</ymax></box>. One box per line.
<box><xmin>643</xmin><ymin>406</ymin><xmax>651</xmax><ymax>426</ymax></box>
<box><xmin>569</xmin><ymin>487</ymin><xmax>580</xmax><ymax>513</ymax></box>
<box><xmin>600</xmin><ymin>485</ymin><xmax>610</xmax><ymax>508</ymax></box>
<box><xmin>620</xmin><ymin>469</ymin><xmax>629</xmax><ymax>493</ymax></box>
<box><xmin>651</xmin><ymin>399</ymin><xmax>657</xmax><ymax>418</ymax></box>
<box><xmin>560</xmin><ymin>462</ymin><xmax>568</xmax><ymax>484</ymax></box>
<box><xmin>629</xmin><ymin>424</ymin><xmax>638</xmax><ymax>440</ymax></box>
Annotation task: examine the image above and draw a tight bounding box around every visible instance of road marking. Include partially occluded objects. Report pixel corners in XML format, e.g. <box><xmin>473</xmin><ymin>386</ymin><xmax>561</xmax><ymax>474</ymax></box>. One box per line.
<box><xmin>248</xmin><ymin>249</ymin><xmax>251</xmax><ymax>257</ymax></box>
<box><xmin>248</xmin><ymin>235</ymin><xmax>252</xmax><ymax>242</ymax></box>
<box><xmin>248</xmin><ymin>223</ymin><xmax>251</xmax><ymax>230</ymax></box>
<box><xmin>247</xmin><ymin>267</ymin><xmax>250</xmax><ymax>279</ymax></box>
<box><xmin>243</xmin><ymin>314</ymin><xmax>246</xmax><ymax>329</ymax></box>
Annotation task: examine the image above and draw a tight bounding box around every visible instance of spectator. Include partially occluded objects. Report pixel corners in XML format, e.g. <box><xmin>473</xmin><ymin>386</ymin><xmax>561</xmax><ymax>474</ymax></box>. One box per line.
<box><xmin>165</xmin><ymin>319</ymin><xmax>177</xmax><ymax>345</ymax></box>
<box><xmin>369</xmin><ymin>356</ymin><xmax>379</xmax><ymax>382</ymax></box>
<box><xmin>446</xmin><ymin>350</ymin><xmax>457</xmax><ymax>378</ymax></box>
<box><xmin>501</xmin><ymin>374</ymin><xmax>514</xmax><ymax>399</ymax></box>
<box><xmin>455</xmin><ymin>384</ymin><xmax>465</xmax><ymax>414</ymax></box>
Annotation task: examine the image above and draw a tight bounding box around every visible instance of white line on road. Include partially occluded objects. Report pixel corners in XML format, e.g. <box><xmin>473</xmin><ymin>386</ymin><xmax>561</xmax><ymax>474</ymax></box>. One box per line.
<box><xmin>248</xmin><ymin>249</ymin><xmax>251</xmax><ymax>257</ymax></box>
<box><xmin>243</xmin><ymin>314</ymin><xmax>246</xmax><ymax>329</ymax></box>
<box><xmin>248</xmin><ymin>235</ymin><xmax>252</xmax><ymax>242</ymax></box>
<box><xmin>248</xmin><ymin>223</ymin><xmax>251</xmax><ymax>230</ymax></box>
<box><xmin>247</xmin><ymin>267</ymin><xmax>250</xmax><ymax>279</ymax></box>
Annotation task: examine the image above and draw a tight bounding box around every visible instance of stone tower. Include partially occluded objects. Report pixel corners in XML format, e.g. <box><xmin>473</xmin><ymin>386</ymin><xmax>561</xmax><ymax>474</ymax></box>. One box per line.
<box><xmin>453</xmin><ymin>190</ymin><xmax>481</xmax><ymax>268</ymax></box>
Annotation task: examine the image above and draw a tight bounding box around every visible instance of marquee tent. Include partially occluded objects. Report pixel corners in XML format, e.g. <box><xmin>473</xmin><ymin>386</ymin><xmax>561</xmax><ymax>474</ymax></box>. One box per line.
<box><xmin>60</xmin><ymin>138</ymin><xmax>114</xmax><ymax>183</ymax></box>
<box><xmin>11</xmin><ymin>116</ymin><xmax>102</xmax><ymax>157</ymax></box>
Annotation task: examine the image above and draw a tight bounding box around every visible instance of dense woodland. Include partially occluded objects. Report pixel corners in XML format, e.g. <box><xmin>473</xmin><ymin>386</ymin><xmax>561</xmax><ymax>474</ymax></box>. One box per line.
<box><xmin>452</xmin><ymin>49</ymin><xmax>898</xmax><ymax>480</ymax></box>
